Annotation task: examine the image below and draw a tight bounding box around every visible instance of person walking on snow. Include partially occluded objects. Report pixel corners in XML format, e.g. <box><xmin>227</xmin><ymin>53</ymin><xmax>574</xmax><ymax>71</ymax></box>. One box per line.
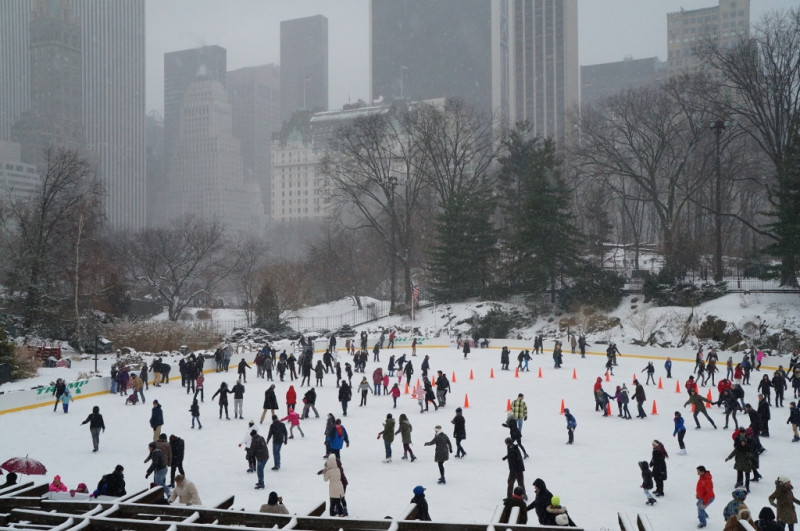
<box><xmin>81</xmin><ymin>405</ymin><xmax>106</xmax><ymax>452</ymax></box>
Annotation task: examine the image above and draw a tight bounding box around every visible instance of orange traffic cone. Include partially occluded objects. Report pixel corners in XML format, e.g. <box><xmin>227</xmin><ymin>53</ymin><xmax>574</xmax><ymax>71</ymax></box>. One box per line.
<box><xmin>490</xmin><ymin>368</ymin><xmax>495</xmax><ymax>378</ymax></box>
<box><xmin>605</xmin><ymin>371</ymin><xmax>610</xmax><ymax>382</ymax></box>
<box><xmin>506</xmin><ymin>398</ymin><xmax>512</xmax><ymax>411</ymax></box>
<box><xmin>538</xmin><ymin>367</ymin><xmax>543</xmax><ymax>378</ymax></box>
<box><xmin>411</xmin><ymin>387</ymin><xmax>417</xmax><ymax>399</ymax></box>
<box><xmin>464</xmin><ymin>394</ymin><xmax>470</xmax><ymax>408</ymax></box>
<box><xmin>452</xmin><ymin>371</ymin><xmax>457</xmax><ymax>383</ymax></box>
<box><xmin>560</xmin><ymin>399</ymin><xmax>565</xmax><ymax>414</ymax></box>
<box><xmin>404</xmin><ymin>382</ymin><xmax>409</xmax><ymax>394</ymax></box>
<box><xmin>657</xmin><ymin>377</ymin><xmax>663</xmax><ymax>389</ymax></box>
<box><xmin>572</xmin><ymin>368</ymin><xmax>577</xmax><ymax>380</ymax></box>
<box><xmin>514</xmin><ymin>367</ymin><xmax>519</xmax><ymax>378</ymax></box>
<box><xmin>416</xmin><ymin>378</ymin><xmax>420</xmax><ymax>389</ymax></box>
<box><xmin>606</xmin><ymin>403</ymin><xmax>612</xmax><ymax>416</ymax></box>
<box><xmin>469</xmin><ymin>369</ymin><xmax>474</xmax><ymax>380</ymax></box>
<box><xmin>675</xmin><ymin>381</ymin><xmax>681</xmax><ymax>393</ymax></box>
<box><xmin>651</xmin><ymin>401</ymin><xmax>658</xmax><ymax>415</ymax></box>
<box><xmin>706</xmin><ymin>389</ymin><xmax>713</xmax><ymax>401</ymax></box>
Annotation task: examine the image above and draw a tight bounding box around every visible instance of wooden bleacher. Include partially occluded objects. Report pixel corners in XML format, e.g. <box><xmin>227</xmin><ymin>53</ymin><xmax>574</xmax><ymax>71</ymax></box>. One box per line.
<box><xmin>0</xmin><ymin>482</ymin><xmax>589</xmax><ymax>530</ymax></box>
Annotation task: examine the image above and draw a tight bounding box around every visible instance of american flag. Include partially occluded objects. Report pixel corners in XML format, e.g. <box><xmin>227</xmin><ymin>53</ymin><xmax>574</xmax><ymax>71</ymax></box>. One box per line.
<box><xmin>412</xmin><ymin>285</ymin><xmax>420</xmax><ymax>301</ymax></box>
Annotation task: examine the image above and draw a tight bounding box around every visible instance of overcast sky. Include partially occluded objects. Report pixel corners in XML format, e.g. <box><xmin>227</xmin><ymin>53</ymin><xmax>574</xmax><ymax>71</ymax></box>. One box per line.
<box><xmin>145</xmin><ymin>0</ymin><xmax>796</xmax><ymax>115</ymax></box>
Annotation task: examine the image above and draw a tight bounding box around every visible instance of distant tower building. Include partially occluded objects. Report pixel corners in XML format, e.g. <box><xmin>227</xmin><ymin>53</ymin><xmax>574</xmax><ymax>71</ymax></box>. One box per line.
<box><xmin>0</xmin><ymin>141</ymin><xmax>41</xmax><ymax>203</ymax></box>
<box><xmin>581</xmin><ymin>57</ymin><xmax>667</xmax><ymax>106</ymax></box>
<box><xmin>145</xmin><ymin>111</ymin><xmax>166</xmax><ymax>227</ymax></box>
<box><xmin>271</xmin><ymin>110</ymin><xmax>322</xmax><ymax>222</ymax></box>
<box><xmin>370</xmin><ymin>0</ymin><xmax>578</xmax><ymax>142</ymax></box>
<box><xmin>170</xmin><ymin>80</ymin><xmax>264</xmax><ymax>235</ymax></box>
<box><xmin>667</xmin><ymin>0</ymin><xmax>750</xmax><ymax>72</ymax></box>
<box><xmin>280</xmin><ymin>15</ymin><xmax>328</xmax><ymax>122</ymax></box>
<box><xmin>0</xmin><ymin>0</ymin><xmax>33</xmax><ymax>142</ymax></box>
<box><xmin>163</xmin><ymin>45</ymin><xmax>227</xmax><ymax>156</ymax></box>
<box><xmin>0</xmin><ymin>0</ymin><xmax>146</xmax><ymax>229</ymax></box>
<box><xmin>227</xmin><ymin>64</ymin><xmax>281</xmax><ymax>218</ymax></box>
<box><xmin>12</xmin><ymin>0</ymin><xmax>84</xmax><ymax>163</ymax></box>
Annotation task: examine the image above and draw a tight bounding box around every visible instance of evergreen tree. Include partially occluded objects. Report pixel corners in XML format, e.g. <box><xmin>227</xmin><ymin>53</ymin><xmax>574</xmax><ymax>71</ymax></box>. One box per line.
<box><xmin>499</xmin><ymin>130</ymin><xmax>582</xmax><ymax>300</ymax></box>
<box><xmin>428</xmin><ymin>190</ymin><xmax>497</xmax><ymax>300</ymax></box>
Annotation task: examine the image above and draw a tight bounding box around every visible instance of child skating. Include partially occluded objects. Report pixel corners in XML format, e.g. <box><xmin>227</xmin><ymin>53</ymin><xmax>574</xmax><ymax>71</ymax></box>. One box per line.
<box><xmin>190</xmin><ymin>399</ymin><xmax>202</xmax><ymax>429</ymax></box>
<box><xmin>638</xmin><ymin>461</ymin><xmax>657</xmax><ymax>505</ymax></box>
<box><xmin>280</xmin><ymin>409</ymin><xmax>304</xmax><ymax>439</ymax></box>
<box><xmin>564</xmin><ymin>408</ymin><xmax>577</xmax><ymax>444</ymax></box>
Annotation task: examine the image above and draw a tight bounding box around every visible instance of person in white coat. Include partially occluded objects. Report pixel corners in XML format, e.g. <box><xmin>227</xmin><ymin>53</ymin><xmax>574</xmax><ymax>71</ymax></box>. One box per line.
<box><xmin>239</xmin><ymin>421</ymin><xmax>257</xmax><ymax>473</ymax></box>
<box><xmin>168</xmin><ymin>475</ymin><xmax>202</xmax><ymax>505</ymax></box>
<box><xmin>319</xmin><ymin>455</ymin><xmax>346</xmax><ymax>517</ymax></box>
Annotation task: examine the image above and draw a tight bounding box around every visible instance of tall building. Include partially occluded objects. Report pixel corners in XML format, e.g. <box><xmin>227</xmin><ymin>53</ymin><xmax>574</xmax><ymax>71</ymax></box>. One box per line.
<box><xmin>280</xmin><ymin>15</ymin><xmax>328</xmax><ymax>122</ymax></box>
<box><xmin>0</xmin><ymin>141</ymin><xmax>41</xmax><ymax>204</ymax></box>
<box><xmin>581</xmin><ymin>57</ymin><xmax>667</xmax><ymax>106</ymax></box>
<box><xmin>227</xmin><ymin>64</ymin><xmax>281</xmax><ymax>218</ymax></box>
<box><xmin>169</xmin><ymin>80</ymin><xmax>264</xmax><ymax>235</ymax></box>
<box><xmin>145</xmin><ymin>111</ymin><xmax>166</xmax><ymax>227</ymax></box>
<box><xmin>0</xmin><ymin>0</ymin><xmax>146</xmax><ymax>229</ymax></box>
<box><xmin>370</xmin><ymin>0</ymin><xmax>579</xmax><ymax>142</ymax></box>
<box><xmin>13</xmin><ymin>0</ymin><xmax>84</xmax><ymax>164</ymax></box>
<box><xmin>163</xmin><ymin>45</ymin><xmax>227</xmax><ymax>155</ymax></box>
<box><xmin>667</xmin><ymin>0</ymin><xmax>750</xmax><ymax>72</ymax></box>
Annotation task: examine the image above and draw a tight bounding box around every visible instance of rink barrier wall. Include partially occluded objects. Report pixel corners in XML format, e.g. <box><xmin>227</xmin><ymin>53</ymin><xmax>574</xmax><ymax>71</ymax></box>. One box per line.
<box><xmin>0</xmin><ymin>339</ymin><xmax>777</xmax><ymax>416</ymax></box>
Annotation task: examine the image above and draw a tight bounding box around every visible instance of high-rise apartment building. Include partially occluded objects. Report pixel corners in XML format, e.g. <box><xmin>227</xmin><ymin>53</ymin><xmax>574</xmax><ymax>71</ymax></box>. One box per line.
<box><xmin>0</xmin><ymin>141</ymin><xmax>41</xmax><ymax>204</ymax></box>
<box><xmin>145</xmin><ymin>111</ymin><xmax>166</xmax><ymax>227</ymax></box>
<box><xmin>667</xmin><ymin>0</ymin><xmax>750</xmax><ymax>72</ymax></box>
<box><xmin>280</xmin><ymin>15</ymin><xmax>328</xmax><ymax>122</ymax></box>
<box><xmin>0</xmin><ymin>0</ymin><xmax>146</xmax><ymax>229</ymax></box>
<box><xmin>227</xmin><ymin>64</ymin><xmax>281</xmax><ymax>218</ymax></box>
<box><xmin>370</xmin><ymin>0</ymin><xmax>578</xmax><ymax>142</ymax></box>
<box><xmin>581</xmin><ymin>57</ymin><xmax>667</xmax><ymax>106</ymax></box>
<box><xmin>170</xmin><ymin>80</ymin><xmax>264</xmax><ymax>235</ymax></box>
<box><xmin>163</xmin><ymin>45</ymin><xmax>227</xmax><ymax>155</ymax></box>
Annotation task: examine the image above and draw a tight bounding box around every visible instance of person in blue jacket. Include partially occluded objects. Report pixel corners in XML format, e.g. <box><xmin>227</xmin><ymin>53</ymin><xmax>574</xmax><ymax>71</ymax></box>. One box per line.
<box><xmin>673</xmin><ymin>411</ymin><xmax>687</xmax><ymax>455</ymax></box>
<box><xmin>665</xmin><ymin>358</ymin><xmax>673</xmax><ymax>378</ymax></box>
<box><xmin>328</xmin><ymin>418</ymin><xmax>349</xmax><ymax>459</ymax></box>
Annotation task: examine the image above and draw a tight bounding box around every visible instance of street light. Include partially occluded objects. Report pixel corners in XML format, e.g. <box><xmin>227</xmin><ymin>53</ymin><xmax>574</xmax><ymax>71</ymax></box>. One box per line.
<box><xmin>711</xmin><ymin>120</ymin><xmax>726</xmax><ymax>283</ymax></box>
<box><xmin>388</xmin><ymin>175</ymin><xmax>398</xmax><ymax>313</ymax></box>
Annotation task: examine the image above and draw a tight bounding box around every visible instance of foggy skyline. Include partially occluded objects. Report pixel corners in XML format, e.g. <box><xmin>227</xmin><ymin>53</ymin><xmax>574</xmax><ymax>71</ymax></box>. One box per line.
<box><xmin>146</xmin><ymin>0</ymin><xmax>795</xmax><ymax>115</ymax></box>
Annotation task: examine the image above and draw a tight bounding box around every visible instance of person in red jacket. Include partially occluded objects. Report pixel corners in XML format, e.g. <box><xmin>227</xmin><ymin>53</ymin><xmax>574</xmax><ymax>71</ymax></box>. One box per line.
<box><xmin>695</xmin><ymin>465</ymin><xmax>715</xmax><ymax>528</ymax></box>
<box><xmin>685</xmin><ymin>376</ymin><xmax>698</xmax><ymax>395</ymax></box>
<box><xmin>285</xmin><ymin>385</ymin><xmax>297</xmax><ymax>413</ymax></box>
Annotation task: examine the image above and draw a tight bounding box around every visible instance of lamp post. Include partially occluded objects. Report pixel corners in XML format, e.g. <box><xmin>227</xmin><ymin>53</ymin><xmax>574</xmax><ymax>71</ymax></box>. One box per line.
<box><xmin>711</xmin><ymin>120</ymin><xmax>726</xmax><ymax>283</ymax></box>
<box><xmin>94</xmin><ymin>335</ymin><xmax>99</xmax><ymax>373</ymax></box>
<box><xmin>388</xmin><ymin>175</ymin><xmax>398</xmax><ymax>313</ymax></box>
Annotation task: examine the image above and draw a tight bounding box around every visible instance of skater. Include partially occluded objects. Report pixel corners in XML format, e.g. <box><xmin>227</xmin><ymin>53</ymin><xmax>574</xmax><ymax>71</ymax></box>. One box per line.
<box><xmin>168</xmin><ymin>475</ymin><xmax>202</xmax><ymax>506</ymax></box>
<box><xmin>237</xmin><ymin>358</ymin><xmax>251</xmax><ymax>383</ymax></box>
<box><xmin>286</xmin><ymin>385</ymin><xmax>297</xmax><ymax>413</ymax></box>
<box><xmin>390</xmin><ymin>383</ymin><xmax>401</xmax><ymax>408</ymax></box>
<box><xmin>511</xmin><ymin>393</ymin><xmax>527</xmax><ymax>432</ymax></box>
<box><xmin>194</xmin><ymin>373</ymin><xmax>204</xmax><ymax>402</ymax></box>
<box><xmin>150</xmin><ymin>400</ymin><xmax>164</xmax><ymax>441</ymax></box>
<box><xmin>189</xmin><ymin>399</ymin><xmax>202</xmax><ymax>429</ymax></box>
<box><xmin>632</xmin><ymin>379</ymin><xmax>647</xmax><ymax>418</ymax></box>
<box><xmin>641</xmin><ymin>362</ymin><xmax>656</xmax><ymax>385</ymax></box>
<box><xmin>260</xmin><ymin>384</ymin><xmax>279</xmax><ymax>424</ymax></box>
<box><xmin>650</xmin><ymin>440</ymin><xmax>668</xmax><ymax>496</ymax></box>
<box><xmin>685</xmin><ymin>390</ymin><xmax>717</xmax><ymax>429</ymax></box>
<box><xmin>395</xmin><ymin>413</ymin><xmax>416</xmax><ymax>461</ymax></box>
<box><xmin>673</xmin><ymin>411</ymin><xmax>687</xmax><ymax>454</ymax></box>
<box><xmin>435</xmin><ymin>371</ymin><xmax>451</xmax><ymax>407</ymax></box>
<box><xmin>231</xmin><ymin>379</ymin><xmax>245</xmax><ymax>419</ymax></box>
<box><xmin>758</xmin><ymin>393</ymin><xmax>771</xmax><ymax>437</ymax></box>
<box><xmin>302</xmin><ymin>388</ymin><xmax>319</xmax><ymax>419</ymax></box>
<box><xmin>423</xmin><ymin>378</ymin><xmax>438</xmax><ymax>411</ymax></box>
<box><xmin>717</xmin><ymin>388</ymin><xmax>742</xmax><ymax>430</ymax></box>
<box><xmin>503</xmin><ymin>437</ymin><xmax>525</xmax><ymax>499</ymax></box>
<box><xmin>665</xmin><ymin>357</ymin><xmax>673</xmax><ymax>378</ymax></box>
<box><xmin>614</xmin><ymin>384</ymin><xmax>632</xmax><ymax>419</ymax></box>
<box><xmin>280</xmin><ymin>408</ymin><xmax>304</xmax><ymax>439</ymax></box>
<box><xmin>695</xmin><ymin>465</ymin><xmax>715</xmax><ymax>529</ymax></box>
<box><xmin>319</xmin><ymin>455</ymin><xmax>346</xmax><ymax>516</ymax></box>
<box><xmin>211</xmin><ymin>382</ymin><xmax>231</xmax><ymax>420</ymax></box>
<box><xmin>462</xmin><ymin>339</ymin><xmax>470</xmax><ymax>359</ymax></box>
<box><xmin>788</xmin><ymin>401</ymin><xmax>800</xmax><ymax>442</ymax></box>
<box><xmin>81</xmin><ymin>405</ymin><xmax>106</xmax><ymax>452</ymax></box>
<box><xmin>424</xmin><ymin>425</ymin><xmax>452</xmax><ymax>484</ymax></box>
<box><xmin>358</xmin><ymin>377</ymin><xmax>370</xmax><ymax>406</ymax></box>
<box><xmin>168</xmin><ymin>434</ymin><xmax>185</xmax><ymax>488</ymax></box>
<box><xmin>328</xmin><ymin>418</ymin><xmax>349</xmax><ymax>458</ymax></box>
<box><xmin>315</xmin><ymin>360</ymin><xmax>325</xmax><ymax>386</ymax></box>
<box><xmin>250</xmin><ymin>429</ymin><xmax>269</xmax><ymax>490</ymax></box>
<box><xmin>564</xmin><ymin>408</ymin><xmax>577</xmax><ymax>444</ymax></box>
<box><xmin>639</xmin><ymin>461</ymin><xmax>657</xmax><ymax>505</ymax></box>
<box><xmin>404</xmin><ymin>360</ymin><xmax>414</xmax><ymax>385</ymax></box>
<box><xmin>378</xmin><ymin>413</ymin><xmax>395</xmax><ymax>462</ymax></box>
<box><xmin>528</xmin><ymin>478</ymin><xmax>555</xmax><ymax>526</ymax></box>
<box><xmin>503</xmin><ymin>412</ymin><xmax>530</xmax><ymax>458</ymax></box>
<box><xmin>338</xmin><ymin>381</ymin><xmax>352</xmax><ymax>417</ymax></box>
<box><xmin>239</xmin><ymin>421</ymin><xmax>257</xmax><ymax>473</ymax></box>
<box><xmin>767</xmin><ymin>477</ymin><xmax>799</xmax><ymax>531</ymax></box>
<box><xmin>501</xmin><ymin>486</ymin><xmax>529</xmax><ymax>524</ymax></box>
<box><xmin>145</xmin><ymin>441</ymin><xmax>170</xmax><ymax>497</ymax></box>
<box><xmin>372</xmin><ymin>367</ymin><xmax>383</xmax><ymax>395</ymax></box>
<box><xmin>266</xmin><ymin>414</ymin><xmax>288</xmax><ymax>470</ymax></box>
<box><xmin>452</xmin><ymin>407</ymin><xmax>466</xmax><ymax>457</ymax></box>
<box><xmin>725</xmin><ymin>437</ymin><xmax>752</xmax><ymax>493</ymax></box>
<box><xmin>60</xmin><ymin>387</ymin><xmax>73</xmax><ymax>413</ymax></box>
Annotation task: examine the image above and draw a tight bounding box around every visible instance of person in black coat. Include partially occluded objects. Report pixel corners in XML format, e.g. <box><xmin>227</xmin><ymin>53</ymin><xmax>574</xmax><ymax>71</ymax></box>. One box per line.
<box><xmin>757</xmin><ymin>394</ymin><xmax>771</xmax><ymax>437</ymax></box>
<box><xmin>168</xmin><ymin>435</ymin><xmax>185</xmax><ymax>488</ymax></box>
<box><xmin>451</xmin><ymin>407</ymin><xmax>467</xmax><ymax>458</ymax></box>
<box><xmin>503</xmin><ymin>437</ymin><xmax>526</xmax><ymax>499</ymax></box>
<box><xmin>260</xmin><ymin>384</ymin><xmax>279</xmax><ymax>424</ymax></box>
<box><xmin>527</xmin><ymin>478</ymin><xmax>555</xmax><ymax>525</ymax></box>
<box><xmin>266</xmin><ymin>415</ymin><xmax>289</xmax><ymax>470</ymax></box>
<box><xmin>150</xmin><ymin>400</ymin><xmax>164</xmax><ymax>441</ymax></box>
<box><xmin>501</xmin><ymin>486</ymin><xmax>529</xmax><ymax>524</ymax></box>
<box><xmin>502</xmin><ymin>414</ymin><xmax>529</xmax><ymax>458</ymax></box>
<box><xmin>632</xmin><ymin>380</ymin><xmax>647</xmax><ymax>418</ymax></box>
<box><xmin>649</xmin><ymin>440</ymin><xmax>668</xmax><ymax>496</ymax></box>
<box><xmin>410</xmin><ymin>485</ymin><xmax>431</xmax><ymax>521</ymax></box>
<box><xmin>95</xmin><ymin>465</ymin><xmax>126</xmax><ymax>497</ymax></box>
<box><xmin>81</xmin><ymin>405</ymin><xmax>106</xmax><ymax>452</ymax></box>
<box><xmin>211</xmin><ymin>382</ymin><xmax>231</xmax><ymax>420</ymax></box>
<box><xmin>338</xmin><ymin>381</ymin><xmax>352</xmax><ymax>416</ymax></box>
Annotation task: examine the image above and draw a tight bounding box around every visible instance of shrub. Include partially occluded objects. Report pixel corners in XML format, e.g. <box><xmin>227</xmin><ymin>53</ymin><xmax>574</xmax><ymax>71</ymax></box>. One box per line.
<box><xmin>99</xmin><ymin>320</ymin><xmax>222</xmax><ymax>353</ymax></box>
<box><xmin>644</xmin><ymin>270</ymin><xmax>727</xmax><ymax>306</ymax></box>
<box><xmin>559</xmin><ymin>265</ymin><xmax>625</xmax><ymax>311</ymax></box>
<box><xmin>469</xmin><ymin>306</ymin><xmax>528</xmax><ymax>340</ymax></box>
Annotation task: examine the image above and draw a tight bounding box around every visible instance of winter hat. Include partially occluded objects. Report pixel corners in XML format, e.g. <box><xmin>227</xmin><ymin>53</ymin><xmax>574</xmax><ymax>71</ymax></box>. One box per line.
<box><xmin>778</xmin><ymin>476</ymin><xmax>791</xmax><ymax>484</ymax></box>
<box><xmin>153</xmin><ymin>400</ymin><xmax>159</xmax><ymax>405</ymax></box>
<box><xmin>413</xmin><ymin>485</ymin><xmax>425</xmax><ymax>496</ymax></box>
<box><xmin>249</xmin><ymin>420</ymin><xmax>255</xmax><ymax>426</ymax></box>
<box><xmin>513</xmin><ymin>486</ymin><xmax>525</xmax><ymax>496</ymax></box>
<box><xmin>250</xmin><ymin>429</ymin><xmax>258</xmax><ymax>436</ymax></box>
<box><xmin>114</xmin><ymin>465</ymin><xmax>124</xmax><ymax>473</ymax></box>
<box><xmin>563</xmin><ymin>408</ymin><xmax>570</xmax><ymax>414</ymax></box>
<box><xmin>92</xmin><ymin>406</ymin><xmax>99</xmax><ymax>413</ymax></box>
<box><xmin>732</xmin><ymin>488</ymin><xmax>748</xmax><ymax>501</ymax></box>
<box><xmin>455</xmin><ymin>407</ymin><xmax>462</xmax><ymax>413</ymax></box>
<box><xmin>551</xmin><ymin>495</ymin><xmax>561</xmax><ymax>506</ymax></box>
<box><xmin>268</xmin><ymin>491</ymin><xmax>280</xmax><ymax>505</ymax></box>
<box><xmin>434</xmin><ymin>425</ymin><xmax>442</xmax><ymax>431</ymax></box>
<box><xmin>758</xmin><ymin>507</ymin><xmax>777</xmax><ymax>521</ymax></box>
<box><xmin>159</xmin><ymin>433</ymin><xmax>167</xmax><ymax>441</ymax></box>
<box><xmin>54</xmin><ymin>475</ymin><xmax>61</xmax><ymax>482</ymax></box>
<box><xmin>555</xmin><ymin>514</ymin><xmax>570</xmax><ymax>526</ymax></box>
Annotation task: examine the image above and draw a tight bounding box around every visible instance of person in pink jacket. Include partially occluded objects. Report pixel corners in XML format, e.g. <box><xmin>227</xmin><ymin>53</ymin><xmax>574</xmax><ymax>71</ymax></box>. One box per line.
<box><xmin>49</xmin><ymin>475</ymin><xmax>68</xmax><ymax>492</ymax></box>
<box><xmin>280</xmin><ymin>409</ymin><xmax>304</xmax><ymax>439</ymax></box>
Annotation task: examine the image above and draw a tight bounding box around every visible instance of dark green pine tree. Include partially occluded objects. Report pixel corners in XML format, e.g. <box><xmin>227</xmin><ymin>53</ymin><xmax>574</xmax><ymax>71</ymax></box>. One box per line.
<box><xmin>499</xmin><ymin>132</ymin><xmax>583</xmax><ymax>300</ymax></box>
<box><xmin>429</xmin><ymin>190</ymin><xmax>497</xmax><ymax>301</ymax></box>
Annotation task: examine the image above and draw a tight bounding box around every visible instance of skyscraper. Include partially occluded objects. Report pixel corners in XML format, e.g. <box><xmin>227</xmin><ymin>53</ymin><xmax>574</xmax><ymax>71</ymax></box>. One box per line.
<box><xmin>370</xmin><ymin>0</ymin><xmax>579</xmax><ymax>141</ymax></box>
<box><xmin>170</xmin><ymin>80</ymin><xmax>264</xmax><ymax>235</ymax></box>
<box><xmin>280</xmin><ymin>15</ymin><xmax>328</xmax><ymax>122</ymax></box>
<box><xmin>163</xmin><ymin>45</ymin><xmax>227</xmax><ymax>155</ymax></box>
<box><xmin>227</xmin><ymin>64</ymin><xmax>281</xmax><ymax>218</ymax></box>
<box><xmin>581</xmin><ymin>57</ymin><xmax>667</xmax><ymax>106</ymax></box>
<box><xmin>0</xmin><ymin>0</ymin><xmax>146</xmax><ymax>229</ymax></box>
<box><xmin>667</xmin><ymin>0</ymin><xmax>750</xmax><ymax>72</ymax></box>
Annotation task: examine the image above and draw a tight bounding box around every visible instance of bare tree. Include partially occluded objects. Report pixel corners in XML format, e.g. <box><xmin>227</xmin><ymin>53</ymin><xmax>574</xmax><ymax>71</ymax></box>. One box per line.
<box><xmin>115</xmin><ymin>214</ymin><xmax>233</xmax><ymax>321</ymax></box>
<box><xmin>231</xmin><ymin>234</ymin><xmax>269</xmax><ymax>326</ymax></box>
<box><xmin>320</xmin><ymin>104</ymin><xmax>428</xmax><ymax>312</ymax></box>
<box><xmin>1</xmin><ymin>147</ymin><xmax>103</xmax><ymax>330</ymax></box>
<box><xmin>694</xmin><ymin>9</ymin><xmax>800</xmax><ymax>286</ymax></box>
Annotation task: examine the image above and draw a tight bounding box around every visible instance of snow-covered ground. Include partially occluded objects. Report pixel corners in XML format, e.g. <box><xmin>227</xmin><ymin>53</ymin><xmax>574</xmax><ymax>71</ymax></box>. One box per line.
<box><xmin>1</xmin><ymin>294</ymin><xmax>799</xmax><ymax>531</ymax></box>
